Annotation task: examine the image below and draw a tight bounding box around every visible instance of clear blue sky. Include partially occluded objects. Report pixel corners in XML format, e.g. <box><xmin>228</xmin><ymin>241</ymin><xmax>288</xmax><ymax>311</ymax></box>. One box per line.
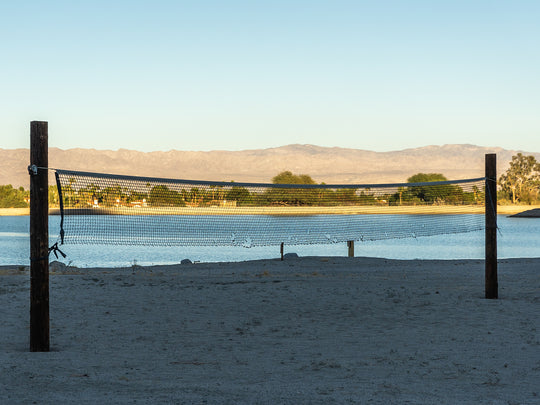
<box><xmin>1</xmin><ymin>0</ymin><xmax>539</xmax><ymax>152</ymax></box>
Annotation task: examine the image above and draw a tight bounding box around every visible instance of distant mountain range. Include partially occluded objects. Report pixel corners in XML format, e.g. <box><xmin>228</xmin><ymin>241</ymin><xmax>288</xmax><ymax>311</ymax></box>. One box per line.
<box><xmin>1</xmin><ymin>144</ymin><xmax>538</xmax><ymax>189</ymax></box>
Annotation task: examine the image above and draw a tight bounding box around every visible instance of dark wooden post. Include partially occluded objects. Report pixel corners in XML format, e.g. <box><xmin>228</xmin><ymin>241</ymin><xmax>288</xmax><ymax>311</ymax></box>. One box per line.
<box><xmin>485</xmin><ymin>153</ymin><xmax>498</xmax><ymax>299</ymax></box>
<box><xmin>347</xmin><ymin>240</ymin><xmax>354</xmax><ymax>257</ymax></box>
<box><xmin>30</xmin><ymin>121</ymin><xmax>50</xmax><ymax>351</ymax></box>
<box><xmin>280</xmin><ymin>242</ymin><xmax>284</xmax><ymax>261</ymax></box>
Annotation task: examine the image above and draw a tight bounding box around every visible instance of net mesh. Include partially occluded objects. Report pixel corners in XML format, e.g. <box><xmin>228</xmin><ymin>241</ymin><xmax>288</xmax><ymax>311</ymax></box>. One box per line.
<box><xmin>53</xmin><ymin>169</ymin><xmax>486</xmax><ymax>247</ymax></box>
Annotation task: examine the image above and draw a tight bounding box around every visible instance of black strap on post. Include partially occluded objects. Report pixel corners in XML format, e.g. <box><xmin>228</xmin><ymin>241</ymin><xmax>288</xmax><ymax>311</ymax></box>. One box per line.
<box><xmin>54</xmin><ymin>171</ymin><xmax>65</xmax><ymax>244</ymax></box>
<box><xmin>30</xmin><ymin>242</ymin><xmax>66</xmax><ymax>262</ymax></box>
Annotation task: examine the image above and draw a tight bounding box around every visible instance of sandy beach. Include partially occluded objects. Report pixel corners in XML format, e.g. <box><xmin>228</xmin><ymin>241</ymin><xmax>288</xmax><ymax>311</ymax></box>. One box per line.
<box><xmin>2</xmin><ymin>205</ymin><xmax>540</xmax><ymax>217</ymax></box>
<box><xmin>1</xmin><ymin>257</ymin><xmax>539</xmax><ymax>404</ymax></box>
<box><xmin>0</xmin><ymin>208</ymin><xmax>30</xmax><ymax>216</ymax></box>
<box><xmin>51</xmin><ymin>205</ymin><xmax>489</xmax><ymax>216</ymax></box>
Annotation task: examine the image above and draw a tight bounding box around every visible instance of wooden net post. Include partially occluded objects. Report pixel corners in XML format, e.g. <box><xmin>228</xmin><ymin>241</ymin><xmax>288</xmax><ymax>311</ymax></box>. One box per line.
<box><xmin>347</xmin><ymin>240</ymin><xmax>354</xmax><ymax>257</ymax></box>
<box><xmin>29</xmin><ymin>121</ymin><xmax>50</xmax><ymax>351</ymax></box>
<box><xmin>485</xmin><ymin>153</ymin><xmax>498</xmax><ymax>299</ymax></box>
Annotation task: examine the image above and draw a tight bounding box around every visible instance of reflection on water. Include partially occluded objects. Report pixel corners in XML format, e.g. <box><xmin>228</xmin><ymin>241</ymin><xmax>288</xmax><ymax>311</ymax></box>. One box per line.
<box><xmin>0</xmin><ymin>215</ymin><xmax>538</xmax><ymax>267</ymax></box>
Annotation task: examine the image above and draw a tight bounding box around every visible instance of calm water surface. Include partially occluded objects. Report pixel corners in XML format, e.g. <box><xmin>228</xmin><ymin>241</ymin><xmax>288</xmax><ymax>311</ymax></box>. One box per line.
<box><xmin>0</xmin><ymin>215</ymin><xmax>538</xmax><ymax>267</ymax></box>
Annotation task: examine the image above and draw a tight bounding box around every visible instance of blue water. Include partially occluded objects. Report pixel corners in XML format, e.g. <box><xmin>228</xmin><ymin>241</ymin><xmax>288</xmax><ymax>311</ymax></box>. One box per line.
<box><xmin>0</xmin><ymin>215</ymin><xmax>538</xmax><ymax>267</ymax></box>
<box><xmin>61</xmin><ymin>213</ymin><xmax>482</xmax><ymax>247</ymax></box>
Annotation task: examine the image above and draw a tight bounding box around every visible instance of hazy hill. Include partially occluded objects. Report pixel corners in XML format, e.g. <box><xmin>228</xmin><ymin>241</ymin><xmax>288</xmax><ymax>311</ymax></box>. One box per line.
<box><xmin>1</xmin><ymin>144</ymin><xmax>538</xmax><ymax>189</ymax></box>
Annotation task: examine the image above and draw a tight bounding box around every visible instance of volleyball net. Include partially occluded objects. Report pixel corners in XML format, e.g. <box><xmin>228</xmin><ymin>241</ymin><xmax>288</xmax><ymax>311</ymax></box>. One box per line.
<box><xmin>52</xmin><ymin>169</ymin><xmax>488</xmax><ymax>248</ymax></box>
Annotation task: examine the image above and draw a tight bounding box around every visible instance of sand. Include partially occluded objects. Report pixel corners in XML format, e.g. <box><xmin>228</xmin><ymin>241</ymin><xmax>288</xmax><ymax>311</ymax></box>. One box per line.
<box><xmin>0</xmin><ymin>208</ymin><xmax>29</xmax><ymax>216</ymax></box>
<box><xmin>1</xmin><ymin>257</ymin><xmax>540</xmax><ymax>404</ymax></box>
<box><xmin>2</xmin><ymin>205</ymin><xmax>540</xmax><ymax>216</ymax></box>
<box><xmin>50</xmin><ymin>205</ymin><xmax>488</xmax><ymax>216</ymax></box>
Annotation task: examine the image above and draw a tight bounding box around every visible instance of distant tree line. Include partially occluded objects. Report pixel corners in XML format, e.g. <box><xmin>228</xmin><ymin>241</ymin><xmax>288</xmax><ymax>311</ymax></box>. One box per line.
<box><xmin>0</xmin><ymin>185</ymin><xmax>29</xmax><ymax>208</ymax></box>
<box><xmin>54</xmin><ymin>171</ymin><xmax>482</xmax><ymax>209</ymax></box>
<box><xmin>0</xmin><ymin>185</ymin><xmax>59</xmax><ymax>208</ymax></box>
<box><xmin>498</xmin><ymin>153</ymin><xmax>540</xmax><ymax>204</ymax></box>
<box><xmin>2</xmin><ymin>154</ymin><xmax>538</xmax><ymax>208</ymax></box>
<box><xmin>387</xmin><ymin>173</ymin><xmax>481</xmax><ymax>206</ymax></box>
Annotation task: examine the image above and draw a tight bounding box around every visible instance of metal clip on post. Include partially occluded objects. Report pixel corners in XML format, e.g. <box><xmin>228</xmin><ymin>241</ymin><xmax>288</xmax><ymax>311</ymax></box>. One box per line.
<box><xmin>28</xmin><ymin>164</ymin><xmax>38</xmax><ymax>176</ymax></box>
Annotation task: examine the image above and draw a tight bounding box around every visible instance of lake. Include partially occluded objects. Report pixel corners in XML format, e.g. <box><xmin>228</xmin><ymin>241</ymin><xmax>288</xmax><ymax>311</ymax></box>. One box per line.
<box><xmin>0</xmin><ymin>215</ymin><xmax>538</xmax><ymax>267</ymax></box>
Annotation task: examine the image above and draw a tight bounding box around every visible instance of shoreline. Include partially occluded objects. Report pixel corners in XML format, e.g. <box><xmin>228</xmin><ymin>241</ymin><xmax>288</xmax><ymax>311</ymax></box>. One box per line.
<box><xmin>0</xmin><ymin>208</ymin><xmax>30</xmax><ymax>216</ymax></box>
<box><xmin>52</xmin><ymin>205</ymin><xmax>488</xmax><ymax>216</ymax></box>
<box><xmin>2</xmin><ymin>205</ymin><xmax>540</xmax><ymax>216</ymax></box>
<box><xmin>1</xmin><ymin>255</ymin><xmax>540</xmax><ymax>274</ymax></box>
